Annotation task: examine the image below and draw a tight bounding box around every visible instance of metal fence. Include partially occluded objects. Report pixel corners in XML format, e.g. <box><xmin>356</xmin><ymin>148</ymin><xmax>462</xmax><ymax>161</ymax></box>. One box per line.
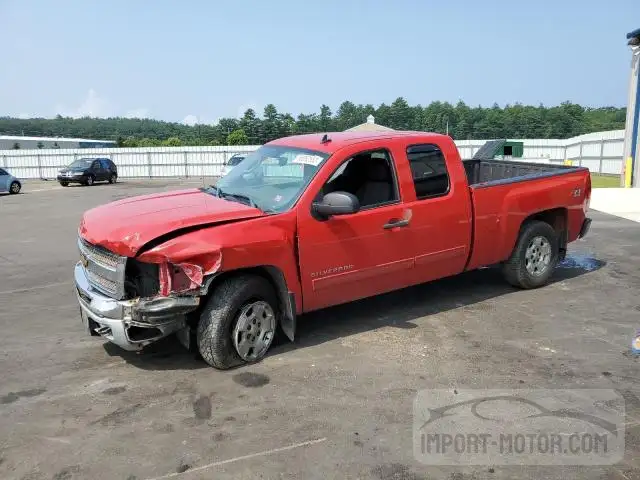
<box><xmin>0</xmin><ymin>130</ymin><xmax>626</xmax><ymax>180</ymax></box>
<box><xmin>0</xmin><ymin>145</ymin><xmax>261</xmax><ymax>180</ymax></box>
<box><xmin>456</xmin><ymin>130</ymin><xmax>625</xmax><ymax>175</ymax></box>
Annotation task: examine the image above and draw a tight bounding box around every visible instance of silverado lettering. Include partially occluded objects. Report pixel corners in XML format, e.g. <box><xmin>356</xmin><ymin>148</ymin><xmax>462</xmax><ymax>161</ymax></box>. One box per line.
<box><xmin>310</xmin><ymin>265</ymin><xmax>355</xmax><ymax>278</ymax></box>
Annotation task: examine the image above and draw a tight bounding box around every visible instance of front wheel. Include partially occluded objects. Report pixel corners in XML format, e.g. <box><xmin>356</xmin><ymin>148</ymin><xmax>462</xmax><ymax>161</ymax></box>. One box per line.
<box><xmin>9</xmin><ymin>181</ymin><xmax>21</xmax><ymax>194</ymax></box>
<box><xmin>502</xmin><ymin>220</ymin><xmax>559</xmax><ymax>289</ymax></box>
<box><xmin>59</xmin><ymin>181</ymin><xmax>69</xmax><ymax>187</ymax></box>
<box><xmin>197</xmin><ymin>275</ymin><xmax>278</xmax><ymax>369</ymax></box>
<box><xmin>85</xmin><ymin>175</ymin><xmax>94</xmax><ymax>186</ymax></box>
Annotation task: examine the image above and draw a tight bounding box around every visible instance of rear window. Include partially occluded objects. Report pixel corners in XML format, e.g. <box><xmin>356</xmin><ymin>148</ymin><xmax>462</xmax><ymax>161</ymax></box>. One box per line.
<box><xmin>407</xmin><ymin>144</ymin><xmax>450</xmax><ymax>199</ymax></box>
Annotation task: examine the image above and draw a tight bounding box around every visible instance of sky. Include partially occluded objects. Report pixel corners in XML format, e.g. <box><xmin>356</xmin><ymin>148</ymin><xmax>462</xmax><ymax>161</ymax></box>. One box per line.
<box><xmin>1</xmin><ymin>0</ymin><xmax>639</xmax><ymax>125</ymax></box>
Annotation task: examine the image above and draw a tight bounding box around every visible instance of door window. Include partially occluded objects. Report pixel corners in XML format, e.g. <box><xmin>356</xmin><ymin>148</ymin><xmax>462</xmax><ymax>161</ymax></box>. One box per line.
<box><xmin>406</xmin><ymin>144</ymin><xmax>450</xmax><ymax>199</ymax></box>
<box><xmin>321</xmin><ymin>149</ymin><xmax>399</xmax><ymax>209</ymax></box>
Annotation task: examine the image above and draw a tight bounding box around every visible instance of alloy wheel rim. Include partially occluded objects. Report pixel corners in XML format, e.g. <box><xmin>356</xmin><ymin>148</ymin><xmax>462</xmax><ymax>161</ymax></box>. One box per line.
<box><xmin>232</xmin><ymin>300</ymin><xmax>276</xmax><ymax>361</ymax></box>
<box><xmin>525</xmin><ymin>236</ymin><xmax>552</xmax><ymax>276</ymax></box>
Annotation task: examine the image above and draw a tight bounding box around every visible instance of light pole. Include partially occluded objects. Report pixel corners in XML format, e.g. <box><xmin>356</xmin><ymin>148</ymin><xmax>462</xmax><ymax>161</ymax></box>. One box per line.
<box><xmin>622</xmin><ymin>28</ymin><xmax>640</xmax><ymax>187</ymax></box>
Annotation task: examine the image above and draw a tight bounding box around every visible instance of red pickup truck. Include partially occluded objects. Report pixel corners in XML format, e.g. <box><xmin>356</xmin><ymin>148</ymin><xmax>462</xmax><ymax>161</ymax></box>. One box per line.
<box><xmin>75</xmin><ymin>131</ymin><xmax>592</xmax><ymax>369</ymax></box>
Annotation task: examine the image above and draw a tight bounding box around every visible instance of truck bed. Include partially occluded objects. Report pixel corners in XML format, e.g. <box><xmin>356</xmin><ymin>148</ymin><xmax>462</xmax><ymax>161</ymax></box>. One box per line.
<box><xmin>463</xmin><ymin>159</ymin><xmax>582</xmax><ymax>187</ymax></box>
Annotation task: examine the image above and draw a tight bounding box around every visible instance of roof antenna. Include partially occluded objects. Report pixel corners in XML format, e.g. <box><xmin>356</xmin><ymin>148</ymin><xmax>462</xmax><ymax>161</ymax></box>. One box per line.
<box><xmin>320</xmin><ymin>134</ymin><xmax>331</xmax><ymax>144</ymax></box>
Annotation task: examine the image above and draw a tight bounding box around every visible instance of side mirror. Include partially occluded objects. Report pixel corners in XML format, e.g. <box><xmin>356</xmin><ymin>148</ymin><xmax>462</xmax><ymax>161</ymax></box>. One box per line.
<box><xmin>312</xmin><ymin>191</ymin><xmax>360</xmax><ymax>218</ymax></box>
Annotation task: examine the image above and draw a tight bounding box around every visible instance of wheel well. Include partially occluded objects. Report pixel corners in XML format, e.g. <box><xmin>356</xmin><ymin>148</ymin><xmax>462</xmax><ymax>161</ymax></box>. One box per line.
<box><xmin>189</xmin><ymin>266</ymin><xmax>293</xmax><ymax>330</ymax></box>
<box><xmin>205</xmin><ymin>266</ymin><xmax>282</xmax><ymax>299</ymax></box>
<box><xmin>521</xmin><ymin>208</ymin><xmax>568</xmax><ymax>257</ymax></box>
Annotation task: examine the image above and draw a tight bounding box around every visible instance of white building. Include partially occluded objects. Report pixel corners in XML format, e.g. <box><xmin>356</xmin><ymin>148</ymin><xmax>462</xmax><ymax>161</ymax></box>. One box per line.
<box><xmin>0</xmin><ymin>135</ymin><xmax>116</xmax><ymax>150</ymax></box>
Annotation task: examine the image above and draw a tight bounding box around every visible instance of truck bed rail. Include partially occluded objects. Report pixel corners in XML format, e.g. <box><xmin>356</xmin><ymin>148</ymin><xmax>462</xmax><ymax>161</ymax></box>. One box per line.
<box><xmin>463</xmin><ymin>159</ymin><xmax>583</xmax><ymax>188</ymax></box>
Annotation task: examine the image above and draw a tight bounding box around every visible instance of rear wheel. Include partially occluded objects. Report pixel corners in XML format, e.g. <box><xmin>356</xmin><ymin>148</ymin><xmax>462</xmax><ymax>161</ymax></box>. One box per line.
<box><xmin>109</xmin><ymin>173</ymin><xmax>117</xmax><ymax>184</ymax></box>
<box><xmin>197</xmin><ymin>275</ymin><xmax>278</xmax><ymax>369</ymax></box>
<box><xmin>9</xmin><ymin>181</ymin><xmax>21</xmax><ymax>194</ymax></box>
<box><xmin>502</xmin><ymin>220</ymin><xmax>559</xmax><ymax>289</ymax></box>
<box><xmin>85</xmin><ymin>175</ymin><xmax>94</xmax><ymax>186</ymax></box>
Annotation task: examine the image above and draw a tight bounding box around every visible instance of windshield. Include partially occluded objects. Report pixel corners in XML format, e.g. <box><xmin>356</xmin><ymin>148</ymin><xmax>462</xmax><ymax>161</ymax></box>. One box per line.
<box><xmin>67</xmin><ymin>159</ymin><xmax>94</xmax><ymax>169</ymax></box>
<box><xmin>207</xmin><ymin>145</ymin><xmax>330</xmax><ymax>213</ymax></box>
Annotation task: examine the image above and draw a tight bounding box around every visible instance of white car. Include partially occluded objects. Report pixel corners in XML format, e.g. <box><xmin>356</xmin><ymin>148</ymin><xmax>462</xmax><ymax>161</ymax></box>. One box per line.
<box><xmin>220</xmin><ymin>153</ymin><xmax>247</xmax><ymax>177</ymax></box>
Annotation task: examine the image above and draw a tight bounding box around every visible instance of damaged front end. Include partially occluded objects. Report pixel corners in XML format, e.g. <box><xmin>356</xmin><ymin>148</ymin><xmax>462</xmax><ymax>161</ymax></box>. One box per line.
<box><xmin>75</xmin><ymin>236</ymin><xmax>218</xmax><ymax>351</ymax></box>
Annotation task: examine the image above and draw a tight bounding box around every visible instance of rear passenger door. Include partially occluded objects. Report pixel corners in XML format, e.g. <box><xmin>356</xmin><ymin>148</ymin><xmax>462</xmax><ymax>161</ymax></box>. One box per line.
<box><xmin>90</xmin><ymin>160</ymin><xmax>103</xmax><ymax>180</ymax></box>
<box><xmin>402</xmin><ymin>142</ymin><xmax>472</xmax><ymax>283</ymax></box>
<box><xmin>100</xmin><ymin>159</ymin><xmax>114</xmax><ymax>179</ymax></box>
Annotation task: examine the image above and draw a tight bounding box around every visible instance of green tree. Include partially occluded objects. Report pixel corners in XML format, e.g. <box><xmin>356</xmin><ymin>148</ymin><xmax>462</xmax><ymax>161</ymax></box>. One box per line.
<box><xmin>319</xmin><ymin>104</ymin><xmax>333</xmax><ymax>132</ymax></box>
<box><xmin>0</xmin><ymin>100</ymin><xmax>627</xmax><ymax>146</ymax></box>
<box><xmin>138</xmin><ymin>137</ymin><xmax>162</xmax><ymax>147</ymax></box>
<box><xmin>227</xmin><ymin>128</ymin><xmax>249</xmax><ymax>145</ymax></box>
<box><xmin>12</xmin><ymin>142</ymin><xmax>20</xmax><ymax>149</ymax></box>
<box><xmin>240</xmin><ymin>109</ymin><xmax>260</xmax><ymax>144</ymax></box>
<box><xmin>121</xmin><ymin>136</ymin><xmax>139</xmax><ymax>148</ymax></box>
<box><xmin>162</xmin><ymin>136</ymin><xmax>182</xmax><ymax>147</ymax></box>
<box><xmin>335</xmin><ymin>101</ymin><xmax>359</xmax><ymax>131</ymax></box>
<box><xmin>37</xmin><ymin>141</ymin><xmax>44</xmax><ymax>149</ymax></box>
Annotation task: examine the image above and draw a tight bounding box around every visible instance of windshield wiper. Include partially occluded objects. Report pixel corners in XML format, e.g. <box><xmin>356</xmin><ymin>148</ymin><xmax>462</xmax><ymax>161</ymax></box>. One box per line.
<box><xmin>216</xmin><ymin>187</ymin><xmax>260</xmax><ymax>210</ymax></box>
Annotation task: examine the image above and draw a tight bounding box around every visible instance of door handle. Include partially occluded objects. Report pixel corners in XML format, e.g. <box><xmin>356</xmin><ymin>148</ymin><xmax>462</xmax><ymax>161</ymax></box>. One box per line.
<box><xmin>383</xmin><ymin>218</ymin><xmax>410</xmax><ymax>229</ymax></box>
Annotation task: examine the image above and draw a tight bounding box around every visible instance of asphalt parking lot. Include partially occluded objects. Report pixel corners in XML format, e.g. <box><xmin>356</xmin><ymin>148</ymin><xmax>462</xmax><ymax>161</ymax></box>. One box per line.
<box><xmin>1</xmin><ymin>179</ymin><xmax>639</xmax><ymax>480</ymax></box>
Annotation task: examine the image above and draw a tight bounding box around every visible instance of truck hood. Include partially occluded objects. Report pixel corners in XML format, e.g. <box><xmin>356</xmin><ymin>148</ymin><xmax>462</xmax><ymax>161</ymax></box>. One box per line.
<box><xmin>79</xmin><ymin>188</ymin><xmax>264</xmax><ymax>257</ymax></box>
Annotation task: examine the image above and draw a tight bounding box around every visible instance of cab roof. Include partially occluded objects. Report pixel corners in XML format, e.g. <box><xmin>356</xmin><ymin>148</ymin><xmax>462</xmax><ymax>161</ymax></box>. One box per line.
<box><xmin>268</xmin><ymin>131</ymin><xmax>447</xmax><ymax>154</ymax></box>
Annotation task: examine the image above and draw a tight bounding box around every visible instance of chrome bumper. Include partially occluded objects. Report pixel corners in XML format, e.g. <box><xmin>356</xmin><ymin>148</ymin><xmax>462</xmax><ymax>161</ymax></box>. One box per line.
<box><xmin>74</xmin><ymin>262</ymin><xmax>200</xmax><ymax>351</ymax></box>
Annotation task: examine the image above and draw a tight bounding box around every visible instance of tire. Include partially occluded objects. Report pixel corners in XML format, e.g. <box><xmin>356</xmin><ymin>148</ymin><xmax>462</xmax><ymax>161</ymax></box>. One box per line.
<box><xmin>502</xmin><ymin>220</ymin><xmax>559</xmax><ymax>289</ymax></box>
<box><xmin>85</xmin><ymin>175</ymin><xmax>94</xmax><ymax>186</ymax></box>
<box><xmin>197</xmin><ymin>275</ymin><xmax>278</xmax><ymax>369</ymax></box>
<box><xmin>9</xmin><ymin>181</ymin><xmax>21</xmax><ymax>194</ymax></box>
<box><xmin>108</xmin><ymin>173</ymin><xmax>117</xmax><ymax>184</ymax></box>
<box><xmin>59</xmin><ymin>181</ymin><xmax>69</xmax><ymax>187</ymax></box>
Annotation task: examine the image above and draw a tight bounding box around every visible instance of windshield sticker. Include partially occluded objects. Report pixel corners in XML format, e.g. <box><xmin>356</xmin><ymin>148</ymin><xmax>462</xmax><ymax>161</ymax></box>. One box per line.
<box><xmin>292</xmin><ymin>154</ymin><xmax>324</xmax><ymax>167</ymax></box>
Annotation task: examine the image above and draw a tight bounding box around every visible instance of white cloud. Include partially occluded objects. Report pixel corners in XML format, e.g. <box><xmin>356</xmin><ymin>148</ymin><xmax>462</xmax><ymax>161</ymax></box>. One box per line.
<box><xmin>182</xmin><ymin>114</ymin><xmax>198</xmax><ymax>126</ymax></box>
<box><xmin>55</xmin><ymin>88</ymin><xmax>112</xmax><ymax>118</ymax></box>
<box><xmin>124</xmin><ymin>108</ymin><xmax>150</xmax><ymax>119</ymax></box>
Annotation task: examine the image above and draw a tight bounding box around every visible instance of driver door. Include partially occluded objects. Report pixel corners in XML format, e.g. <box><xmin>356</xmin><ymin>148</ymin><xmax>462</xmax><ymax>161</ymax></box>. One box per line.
<box><xmin>296</xmin><ymin>148</ymin><xmax>414</xmax><ymax>312</ymax></box>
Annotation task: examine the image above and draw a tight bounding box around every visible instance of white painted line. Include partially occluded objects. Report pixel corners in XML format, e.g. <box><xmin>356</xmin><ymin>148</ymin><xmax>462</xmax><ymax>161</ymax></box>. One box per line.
<box><xmin>25</xmin><ymin>187</ymin><xmax>65</xmax><ymax>193</ymax></box>
<box><xmin>145</xmin><ymin>437</ymin><xmax>327</xmax><ymax>480</ymax></box>
<box><xmin>39</xmin><ymin>436</ymin><xmax>72</xmax><ymax>444</ymax></box>
<box><xmin>0</xmin><ymin>281</ymin><xmax>71</xmax><ymax>295</ymax></box>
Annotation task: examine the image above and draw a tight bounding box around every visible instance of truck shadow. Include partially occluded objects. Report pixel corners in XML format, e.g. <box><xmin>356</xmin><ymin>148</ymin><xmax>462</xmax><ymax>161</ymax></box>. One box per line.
<box><xmin>103</xmin><ymin>253</ymin><xmax>605</xmax><ymax>370</ymax></box>
<box><xmin>269</xmin><ymin>253</ymin><xmax>606</xmax><ymax>357</ymax></box>
<box><xmin>102</xmin><ymin>338</ymin><xmax>208</xmax><ymax>370</ymax></box>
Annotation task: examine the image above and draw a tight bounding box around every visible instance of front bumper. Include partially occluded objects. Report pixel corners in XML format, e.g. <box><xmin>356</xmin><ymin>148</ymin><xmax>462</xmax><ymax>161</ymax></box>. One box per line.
<box><xmin>57</xmin><ymin>173</ymin><xmax>86</xmax><ymax>182</ymax></box>
<box><xmin>74</xmin><ymin>262</ymin><xmax>200</xmax><ymax>351</ymax></box>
